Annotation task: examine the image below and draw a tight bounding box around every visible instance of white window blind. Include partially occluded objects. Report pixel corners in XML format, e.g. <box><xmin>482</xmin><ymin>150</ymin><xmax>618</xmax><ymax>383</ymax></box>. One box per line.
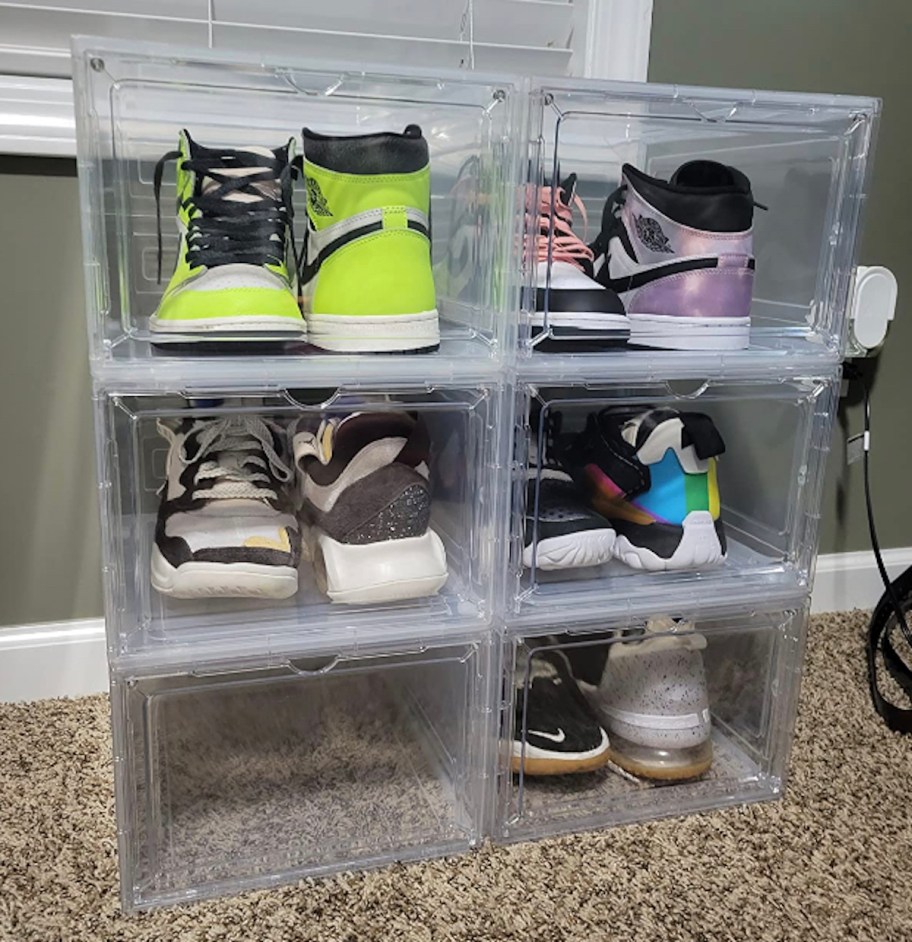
<box><xmin>0</xmin><ymin>0</ymin><xmax>652</xmax><ymax>156</ymax></box>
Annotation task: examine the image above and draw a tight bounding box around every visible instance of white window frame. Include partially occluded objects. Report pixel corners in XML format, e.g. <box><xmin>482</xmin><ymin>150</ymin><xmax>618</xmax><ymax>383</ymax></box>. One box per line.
<box><xmin>0</xmin><ymin>0</ymin><xmax>652</xmax><ymax>158</ymax></box>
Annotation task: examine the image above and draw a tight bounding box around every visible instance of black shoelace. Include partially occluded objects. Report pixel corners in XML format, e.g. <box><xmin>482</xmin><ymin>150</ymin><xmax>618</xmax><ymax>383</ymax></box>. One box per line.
<box><xmin>589</xmin><ymin>184</ymin><xmax>627</xmax><ymax>261</ymax></box>
<box><xmin>153</xmin><ymin>146</ymin><xmax>298</xmax><ymax>283</ymax></box>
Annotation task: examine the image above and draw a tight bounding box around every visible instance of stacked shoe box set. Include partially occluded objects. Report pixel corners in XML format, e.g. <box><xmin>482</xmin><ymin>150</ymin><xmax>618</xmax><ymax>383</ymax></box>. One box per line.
<box><xmin>73</xmin><ymin>38</ymin><xmax>879</xmax><ymax>910</ymax></box>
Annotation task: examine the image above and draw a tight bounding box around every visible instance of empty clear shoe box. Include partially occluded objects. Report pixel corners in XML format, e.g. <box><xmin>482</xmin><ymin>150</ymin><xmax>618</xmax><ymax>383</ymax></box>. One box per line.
<box><xmin>111</xmin><ymin>632</ymin><xmax>496</xmax><ymax>910</ymax></box>
<box><xmin>72</xmin><ymin>35</ymin><xmax>879</xmax><ymax>910</ymax></box>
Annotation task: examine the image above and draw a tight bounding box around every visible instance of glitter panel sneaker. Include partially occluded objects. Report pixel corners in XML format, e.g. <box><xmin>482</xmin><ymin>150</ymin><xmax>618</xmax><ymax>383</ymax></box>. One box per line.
<box><xmin>292</xmin><ymin>411</ymin><xmax>448</xmax><ymax>604</ymax></box>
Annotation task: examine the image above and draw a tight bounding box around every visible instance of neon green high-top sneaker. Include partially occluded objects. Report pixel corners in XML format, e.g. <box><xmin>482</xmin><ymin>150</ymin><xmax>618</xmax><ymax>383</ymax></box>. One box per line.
<box><xmin>150</xmin><ymin>130</ymin><xmax>304</xmax><ymax>336</ymax></box>
<box><xmin>299</xmin><ymin>125</ymin><xmax>439</xmax><ymax>352</ymax></box>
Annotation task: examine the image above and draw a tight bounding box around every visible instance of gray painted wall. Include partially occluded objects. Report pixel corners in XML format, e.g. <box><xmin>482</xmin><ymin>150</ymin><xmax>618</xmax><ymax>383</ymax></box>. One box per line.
<box><xmin>648</xmin><ymin>0</ymin><xmax>912</xmax><ymax>556</ymax></box>
<box><xmin>0</xmin><ymin>5</ymin><xmax>908</xmax><ymax>624</ymax></box>
<box><xmin>0</xmin><ymin>159</ymin><xmax>102</xmax><ymax>624</ymax></box>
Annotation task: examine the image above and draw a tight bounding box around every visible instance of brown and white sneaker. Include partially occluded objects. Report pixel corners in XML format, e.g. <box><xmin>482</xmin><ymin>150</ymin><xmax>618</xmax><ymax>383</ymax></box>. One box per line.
<box><xmin>291</xmin><ymin>411</ymin><xmax>448</xmax><ymax>604</ymax></box>
<box><xmin>151</xmin><ymin>415</ymin><xmax>300</xmax><ymax>600</ymax></box>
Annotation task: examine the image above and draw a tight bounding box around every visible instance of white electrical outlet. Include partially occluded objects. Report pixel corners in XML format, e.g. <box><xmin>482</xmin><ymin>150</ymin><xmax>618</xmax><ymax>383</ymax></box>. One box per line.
<box><xmin>847</xmin><ymin>265</ymin><xmax>897</xmax><ymax>356</ymax></box>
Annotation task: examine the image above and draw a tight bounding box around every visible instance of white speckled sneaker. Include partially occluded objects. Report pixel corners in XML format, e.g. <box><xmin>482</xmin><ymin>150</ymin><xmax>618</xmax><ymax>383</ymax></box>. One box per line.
<box><xmin>593</xmin><ymin>616</ymin><xmax>713</xmax><ymax>781</ymax></box>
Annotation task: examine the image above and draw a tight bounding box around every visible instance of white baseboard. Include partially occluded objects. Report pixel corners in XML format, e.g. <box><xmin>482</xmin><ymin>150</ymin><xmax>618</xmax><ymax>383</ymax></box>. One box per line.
<box><xmin>0</xmin><ymin>617</ymin><xmax>107</xmax><ymax>703</ymax></box>
<box><xmin>1</xmin><ymin>548</ymin><xmax>910</xmax><ymax>702</ymax></box>
<box><xmin>811</xmin><ymin>547</ymin><xmax>912</xmax><ymax>614</ymax></box>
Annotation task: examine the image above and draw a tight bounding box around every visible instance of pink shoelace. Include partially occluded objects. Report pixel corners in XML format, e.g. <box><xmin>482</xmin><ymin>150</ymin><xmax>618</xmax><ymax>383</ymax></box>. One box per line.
<box><xmin>536</xmin><ymin>185</ymin><xmax>593</xmax><ymax>270</ymax></box>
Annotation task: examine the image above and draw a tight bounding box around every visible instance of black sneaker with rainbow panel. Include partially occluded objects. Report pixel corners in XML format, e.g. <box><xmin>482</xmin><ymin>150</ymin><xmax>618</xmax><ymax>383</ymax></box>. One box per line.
<box><xmin>556</xmin><ymin>407</ymin><xmax>727</xmax><ymax>572</ymax></box>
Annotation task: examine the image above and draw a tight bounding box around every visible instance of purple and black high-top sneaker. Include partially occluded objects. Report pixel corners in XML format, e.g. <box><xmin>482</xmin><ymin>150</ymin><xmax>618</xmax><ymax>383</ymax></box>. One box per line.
<box><xmin>591</xmin><ymin>161</ymin><xmax>759</xmax><ymax>351</ymax></box>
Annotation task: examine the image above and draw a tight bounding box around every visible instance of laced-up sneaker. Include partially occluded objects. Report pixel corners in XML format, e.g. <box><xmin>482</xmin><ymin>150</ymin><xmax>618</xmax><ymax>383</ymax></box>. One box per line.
<box><xmin>591</xmin><ymin>161</ymin><xmax>759</xmax><ymax>350</ymax></box>
<box><xmin>523</xmin><ymin>424</ymin><xmax>615</xmax><ymax>571</ymax></box>
<box><xmin>590</xmin><ymin>617</ymin><xmax>713</xmax><ymax>781</ymax></box>
<box><xmin>152</xmin><ymin>416</ymin><xmax>300</xmax><ymax>599</ymax></box>
<box><xmin>150</xmin><ymin>131</ymin><xmax>304</xmax><ymax>336</ymax></box>
<box><xmin>512</xmin><ymin>647</ymin><xmax>612</xmax><ymax>776</ymax></box>
<box><xmin>558</xmin><ymin>407</ymin><xmax>727</xmax><ymax>572</ymax></box>
<box><xmin>532</xmin><ymin>174</ymin><xmax>627</xmax><ymax>345</ymax></box>
<box><xmin>299</xmin><ymin>125</ymin><xmax>439</xmax><ymax>352</ymax></box>
<box><xmin>292</xmin><ymin>411</ymin><xmax>448</xmax><ymax>604</ymax></box>
<box><xmin>522</xmin><ymin>412</ymin><xmax>615</xmax><ymax>571</ymax></box>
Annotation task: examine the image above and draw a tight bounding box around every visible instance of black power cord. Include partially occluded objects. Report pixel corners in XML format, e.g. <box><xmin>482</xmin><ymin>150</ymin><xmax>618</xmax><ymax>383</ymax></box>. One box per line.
<box><xmin>844</xmin><ymin>361</ymin><xmax>912</xmax><ymax>731</ymax></box>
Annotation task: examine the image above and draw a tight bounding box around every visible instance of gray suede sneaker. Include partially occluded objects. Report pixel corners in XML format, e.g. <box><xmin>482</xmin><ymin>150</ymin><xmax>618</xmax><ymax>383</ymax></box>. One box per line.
<box><xmin>591</xmin><ymin>616</ymin><xmax>713</xmax><ymax>781</ymax></box>
<box><xmin>292</xmin><ymin>411</ymin><xmax>448</xmax><ymax>604</ymax></box>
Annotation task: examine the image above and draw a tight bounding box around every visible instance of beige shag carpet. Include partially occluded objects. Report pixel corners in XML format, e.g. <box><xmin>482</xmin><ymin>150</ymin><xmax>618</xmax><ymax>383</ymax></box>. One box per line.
<box><xmin>2</xmin><ymin>609</ymin><xmax>912</xmax><ymax>942</ymax></box>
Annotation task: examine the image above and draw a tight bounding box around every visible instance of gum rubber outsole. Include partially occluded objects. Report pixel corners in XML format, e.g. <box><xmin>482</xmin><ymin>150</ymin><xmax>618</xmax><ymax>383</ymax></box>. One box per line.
<box><xmin>510</xmin><ymin>749</ymin><xmax>614</xmax><ymax>776</ymax></box>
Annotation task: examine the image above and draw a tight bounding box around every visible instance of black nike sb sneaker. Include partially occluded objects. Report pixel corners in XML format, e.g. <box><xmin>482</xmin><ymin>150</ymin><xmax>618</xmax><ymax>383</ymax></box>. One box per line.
<box><xmin>511</xmin><ymin>649</ymin><xmax>611</xmax><ymax>776</ymax></box>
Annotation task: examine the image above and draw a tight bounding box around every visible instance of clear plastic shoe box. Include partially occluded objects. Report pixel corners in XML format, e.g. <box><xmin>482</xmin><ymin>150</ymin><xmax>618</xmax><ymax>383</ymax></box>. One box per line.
<box><xmin>71</xmin><ymin>35</ymin><xmax>879</xmax><ymax>910</ymax></box>
<box><xmin>508</xmin><ymin>368</ymin><xmax>840</xmax><ymax>623</ymax></box>
<box><xmin>97</xmin><ymin>384</ymin><xmax>510</xmax><ymax>670</ymax></box>
<box><xmin>496</xmin><ymin>598</ymin><xmax>808</xmax><ymax>843</ymax></box>
<box><xmin>73</xmin><ymin>37</ymin><xmax>525</xmax><ymax>388</ymax></box>
<box><xmin>111</xmin><ymin>631</ymin><xmax>497</xmax><ymax>910</ymax></box>
<box><xmin>522</xmin><ymin>77</ymin><xmax>879</xmax><ymax>367</ymax></box>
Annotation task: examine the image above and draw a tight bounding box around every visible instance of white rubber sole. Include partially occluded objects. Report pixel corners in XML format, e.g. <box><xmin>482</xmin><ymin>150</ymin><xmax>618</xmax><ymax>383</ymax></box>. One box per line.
<box><xmin>150</xmin><ymin>545</ymin><xmax>299</xmax><ymax>600</ymax></box>
<box><xmin>303</xmin><ymin>526</ymin><xmax>448</xmax><ymax>604</ymax></box>
<box><xmin>530</xmin><ymin>311</ymin><xmax>629</xmax><ymax>331</ymax></box>
<box><xmin>306</xmin><ymin>310</ymin><xmax>440</xmax><ymax>352</ymax></box>
<box><xmin>627</xmin><ymin>312</ymin><xmax>750</xmax><ymax>350</ymax></box>
<box><xmin>614</xmin><ymin>511</ymin><xmax>725</xmax><ymax>572</ymax></box>
<box><xmin>149</xmin><ymin>314</ymin><xmax>306</xmax><ymax>334</ymax></box>
<box><xmin>522</xmin><ymin>529</ymin><xmax>616</xmax><ymax>571</ymax></box>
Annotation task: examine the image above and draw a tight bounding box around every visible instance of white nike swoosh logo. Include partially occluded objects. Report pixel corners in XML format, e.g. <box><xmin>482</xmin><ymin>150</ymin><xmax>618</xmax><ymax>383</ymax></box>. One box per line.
<box><xmin>529</xmin><ymin>728</ymin><xmax>566</xmax><ymax>743</ymax></box>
